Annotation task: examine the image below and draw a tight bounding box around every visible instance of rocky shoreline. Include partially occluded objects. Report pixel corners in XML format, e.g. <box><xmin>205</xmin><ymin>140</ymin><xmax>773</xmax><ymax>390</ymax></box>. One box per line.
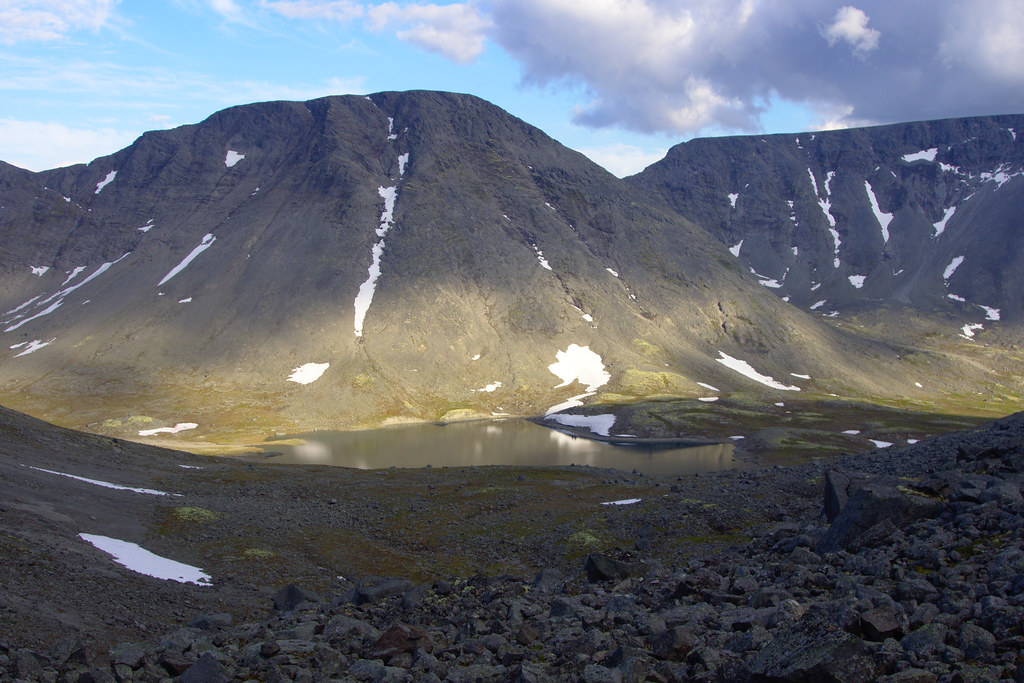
<box><xmin>2</xmin><ymin>410</ymin><xmax>1023</xmax><ymax>681</ymax></box>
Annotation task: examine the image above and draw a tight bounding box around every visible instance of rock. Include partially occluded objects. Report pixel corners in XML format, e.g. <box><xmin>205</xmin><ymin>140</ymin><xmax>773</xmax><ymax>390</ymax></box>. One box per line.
<box><xmin>532</xmin><ymin>567</ymin><xmax>564</xmax><ymax>592</ymax></box>
<box><xmin>900</xmin><ymin>623</ymin><xmax>948</xmax><ymax>659</ymax></box>
<box><xmin>825</xmin><ymin>469</ymin><xmax>869</xmax><ymax>522</ymax></box>
<box><xmin>176</xmin><ymin>652</ymin><xmax>229</xmax><ymax>683</ymax></box>
<box><xmin>347</xmin><ymin>658</ymin><xmax>385</xmax><ymax>681</ymax></box>
<box><xmin>580</xmin><ymin>663</ymin><xmax>622</xmax><ymax>683</ymax></box>
<box><xmin>273</xmin><ymin>584</ymin><xmax>323</xmax><ymax>611</ymax></box>
<box><xmin>50</xmin><ymin>638</ymin><xmax>88</xmax><ymax>668</ymax></box>
<box><xmin>649</xmin><ymin>627</ymin><xmax>695</xmax><ymax>661</ymax></box>
<box><xmin>355</xmin><ymin>577</ymin><xmax>414</xmax><ymax>605</ymax></box>
<box><xmin>324</xmin><ymin>614</ymin><xmax>380</xmax><ymax>642</ymax></box>
<box><xmin>159</xmin><ymin>650</ymin><xmax>194</xmax><ymax>676</ymax></box>
<box><xmin>110</xmin><ymin>642</ymin><xmax>147</xmax><ymax>669</ymax></box>
<box><xmin>12</xmin><ymin>649</ymin><xmax>42</xmax><ymax>680</ymax></box>
<box><xmin>877</xmin><ymin>669</ymin><xmax>938</xmax><ymax>683</ymax></box>
<box><xmin>188</xmin><ymin>613</ymin><xmax>233</xmax><ymax>630</ymax></box>
<box><xmin>818</xmin><ymin>478</ymin><xmax>945</xmax><ymax>554</ymax></box>
<box><xmin>746</xmin><ymin>608</ymin><xmax>878</xmax><ymax>682</ymax></box>
<box><xmin>368</xmin><ymin>623</ymin><xmax>433</xmax><ymax>662</ymax></box>
<box><xmin>957</xmin><ymin>623</ymin><xmax>995</xmax><ymax>660</ymax></box>
<box><xmin>861</xmin><ymin>606</ymin><xmax>904</xmax><ymax>641</ymax></box>
<box><xmin>585</xmin><ymin>552</ymin><xmax>634</xmax><ymax>582</ymax></box>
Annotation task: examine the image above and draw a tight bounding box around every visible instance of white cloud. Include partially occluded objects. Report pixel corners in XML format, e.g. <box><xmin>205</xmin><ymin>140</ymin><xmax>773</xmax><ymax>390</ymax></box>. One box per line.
<box><xmin>0</xmin><ymin>118</ymin><xmax>136</xmax><ymax>171</ymax></box>
<box><xmin>573</xmin><ymin>142</ymin><xmax>668</xmax><ymax>177</ymax></box>
<box><xmin>0</xmin><ymin>0</ymin><xmax>118</xmax><ymax>44</ymax></box>
<box><xmin>477</xmin><ymin>0</ymin><xmax>1024</xmax><ymax>139</ymax></box>
<box><xmin>821</xmin><ymin>6</ymin><xmax>880</xmax><ymax>57</ymax></box>
<box><xmin>367</xmin><ymin>2</ymin><xmax>491</xmax><ymax>63</ymax></box>
<box><xmin>209</xmin><ymin>0</ymin><xmax>244</xmax><ymax>21</ymax></box>
<box><xmin>260</xmin><ymin>0</ymin><xmax>363</xmax><ymax>21</ymax></box>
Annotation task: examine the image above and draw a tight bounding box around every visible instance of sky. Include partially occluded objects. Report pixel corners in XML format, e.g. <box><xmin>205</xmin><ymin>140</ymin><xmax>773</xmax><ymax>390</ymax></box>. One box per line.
<box><xmin>2</xmin><ymin>1</ymin><xmax>1023</xmax><ymax>177</ymax></box>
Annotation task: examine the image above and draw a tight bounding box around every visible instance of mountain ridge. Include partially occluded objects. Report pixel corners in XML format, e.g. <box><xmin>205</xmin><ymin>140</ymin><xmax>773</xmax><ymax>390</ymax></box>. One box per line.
<box><xmin>0</xmin><ymin>92</ymin><xmax>1021</xmax><ymax>443</ymax></box>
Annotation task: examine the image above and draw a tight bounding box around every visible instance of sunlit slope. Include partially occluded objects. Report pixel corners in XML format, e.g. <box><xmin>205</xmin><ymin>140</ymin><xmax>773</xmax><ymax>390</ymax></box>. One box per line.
<box><xmin>0</xmin><ymin>93</ymin><xmax>1012</xmax><ymax>440</ymax></box>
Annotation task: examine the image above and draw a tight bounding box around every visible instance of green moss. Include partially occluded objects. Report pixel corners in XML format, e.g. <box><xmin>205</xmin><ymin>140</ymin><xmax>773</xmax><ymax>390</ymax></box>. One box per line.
<box><xmin>171</xmin><ymin>506</ymin><xmax>223</xmax><ymax>523</ymax></box>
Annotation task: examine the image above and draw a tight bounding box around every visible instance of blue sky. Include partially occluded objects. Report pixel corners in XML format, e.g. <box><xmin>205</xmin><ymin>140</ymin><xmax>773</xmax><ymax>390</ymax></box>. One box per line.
<box><xmin>2</xmin><ymin>1</ymin><xmax>1022</xmax><ymax>176</ymax></box>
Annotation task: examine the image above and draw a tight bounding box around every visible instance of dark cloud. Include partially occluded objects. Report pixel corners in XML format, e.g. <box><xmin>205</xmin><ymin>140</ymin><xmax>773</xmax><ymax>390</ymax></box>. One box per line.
<box><xmin>483</xmin><ymin>0</ymin><xmax>1024</xmax><ymax>134</ymax></box>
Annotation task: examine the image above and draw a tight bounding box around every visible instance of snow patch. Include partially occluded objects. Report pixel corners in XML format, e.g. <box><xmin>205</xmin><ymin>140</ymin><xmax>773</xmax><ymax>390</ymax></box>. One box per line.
<box><xmin>28</xmin><ymin>466</ymin><xmax>174</xmax><ymax>496</ymax></box>
<box><xmin>79</xmin><ymin>534</ymin><xmax>211</xmax><ymax>585</ymax></box>
<box><xmin>791</xmin><ymin>373</ymin><xmax>811</xmax><ymax>380</ymax></box>
<box><xmin>947</xmin><ymin>293</ymin><xmax>966</xmax><ymax>302</ymax></box>
<box><xmin>158</xmin><ymin>235</ymin><xmax>215</xmax><ymax>286</ymax></box>
<box><xmin>696</xmin><ymin>382</ymin><xmax>719</xmax><ymax>392</ymax></box>
<box><xmin>864</xmin><ymin>181</ymin><xmax>893</xmax><ymax>243</ymax></box>
<box><xmin>178</xmin><ymin>297</ymin><xmax>191</xmax><ymax>304</ymax></box>
<box><xmin>354</xmin><ymin>186</ymin><xmax>399</xmax><ymax>336</ymax></box>
<box><xmin>842</xmin><ymin>429</ymin><xmax>860</xmax><ymax>435</ymax></box>
<box><xmin>288</xmin><ymin>362</ymin><xmax>330</xmax><ymax>385</ymax></box>
<box><xmin>13</xmin><ymin>338</ymin><xmax>55</xmax><ymax>356</ymax></box>
<box><xmin>961</xmin><ymin>323</ymin><xmax>983</xmax><ymax>339</ymax></box>
<box><xmin>932</xmin><ymin>206</ymin><xmax>956</xmax><ymax>237</ymax></box>
<box><xmin>545</xmin><ymin>392</ymin><xmax>594</xmax><ymax>416</ymax></box>
<box><xmin>943</xmin><ymin>255</ymin><xmax>965</xmax><ymax>282</ymax></box>
<box><xmin>601</xmin><ymin>498</ymin><xmax>641</xmax><ymax>506</ymax></box>
<box><xmin>548</xmin><ymin>344</ymin><xmax>610</xmax><ymax>393</ymax></box>
<box><xmin>869</xmin><ymin>440</ymin><xmax>893</xmax><ymax>448</ymax></box>
<box><xmin>715</xmin><ymin>351</ymin><xmax>801</xmax><ymax>391</ymax></box>
<box><xmin>398</xmin><ymin>153</ymin><xmax>409</xmax><ymax>176</ymax></box>
<box><xmin>94</xmin><ymin>170</ymin><xmax>116</xmax><ymax>194</ymax></box>
<box><xmin>5</xmin><ymin>253</ymin><xmax>130</xmax><ymax>332</ymax></box>
<box><xmin>546</xmin><ymin>413</ymin><xmax>615</xmax><ymax>436</ymax></box>
<box><xmin>728</xmin><ymin>193</ymin><xmax>738</xmax><ymax>208</ymax></box>
<box><xmin>728</xmin><ymin>240</ymin><xmax>743</xmax><ymax>257</ymax></box>
<box><xmin>30</xmin><ymin>266</ymin><xmax>48</xmax><ymax>276</ymax></box>
<box><xmin>810</xmin><ymin>300</ymin><xmax>827</xmax><ymax>310</ymax></box>
<box><xmin>61</xmin><ymin>266</ymin><xmax>87</xmax><ymax>286</ymax></box>
<box><xmin>605</xmin><ymin>267</ymin><xmax>619</xmax><ymax>277</ymax></box>
<box><xmin>474</xmin><ymin>381</ymin><xmax>502</xmax><ymax>393</ymax></box>
<box><xmin>978</xmin><ymin>305</ymin><xmax>1000</xmax><ymax>321</ymax></box>
<box><xmin>902</xmin><ymin>148</ymin><xmax>937</xmax><ymax>163</ymax></box>
<box><xmin>848</xmin><ymin>275</ymin><xmax>866</xmax><ymax>289</ymax></box>
<box><xmin>698</xmin><ymin>397</ymin><xmax>718</xmax><ymax>402</ymax></box>
<box><xmin>138</xmin><ymin>423</ymin><xmax>198</xmax><ymax>437</ymax></box>
<box><xmin>532</xmin><ymin>245</ymin><xmax>553</xmax><ymax>271</ymax></box>
<box><xmin>224</xmin><ymin>150</ymin><xmax>244</xmax><ymax>167</ymax></box>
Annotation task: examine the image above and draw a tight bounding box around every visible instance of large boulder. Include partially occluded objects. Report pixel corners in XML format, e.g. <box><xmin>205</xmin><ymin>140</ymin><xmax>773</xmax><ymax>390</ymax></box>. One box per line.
<box><xmin>817</xmin><ymin>478</ymin><xmax>944</xmax><ymax>554</ymax></box>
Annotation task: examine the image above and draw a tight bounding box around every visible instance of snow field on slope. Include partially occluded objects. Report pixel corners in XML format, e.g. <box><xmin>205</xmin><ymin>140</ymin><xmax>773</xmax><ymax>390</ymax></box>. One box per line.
<box><xmin>715</xmin><ymin>351</ymin><xmax>801</xmax><ymax>391</ymax></box>
<box><xmin>79</xmin><ymin>534</ymin><xmax>212</xmax><ymax>585</ymax></box>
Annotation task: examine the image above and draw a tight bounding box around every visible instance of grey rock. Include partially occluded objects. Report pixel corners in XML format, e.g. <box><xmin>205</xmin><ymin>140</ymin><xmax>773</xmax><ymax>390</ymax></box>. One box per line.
<box><xmin>110</xmin><ymin>642</ymin><xmax>147</xmax><ymax>670</ymax></box>
<box><xmin>818</xmin><ymin>478</ymin><xmax>944</xmax><ymax>554</ymax></box>
<box><xmin>532</xmin><ymin>568</ymin><xmax>564</xmax><ymax>593</ymax></box>
<box><xmin>176</xmin><ymin>652</ymin><xmax>229</xmax><ymax>683</ymax></box>
<box><xmin>273</xmin><ymin>584</ymin><xmax>323</xmax><ymax>611</ymax></box>
<box><xmin>649</xmin><ymin>627</ymin><xmax>695</xmax><ymax>661</ymax></box>
<box><xmin>900</xmin><ymin>623</ymin><xmax>948</xmax><ymax>658</ymax></box>
<box><xmin>747</xmin><ymin>609</ymin><xmax>878</xmax><ymax>682</ymax></box>
<box><xmin>356</xmin><ymin>577</ymin><xmax>414</xmax><ymax>605</ymax></box>
<box><xmin>324</xmin><ymin>614</ymin><xmax>380</xmax><ymax>642</ymax></box>
<box><xmin>861</xmin><ymin>606</ymin><xmax>904</xmax><ymax>641</ymax></box>
<box><xmin>188</xmin><ymin>613</ymin><xmax>233</xmax><ymax>630</ymax></box>
<box><xmin>348</xmin><ymin>658</ymin><xmax>385</xmax><ymax>682</ymax></box>
<box><xmin>957</xmin><ymin>623</ymin><xmax>995</xmax><ymax>660</ymax></box>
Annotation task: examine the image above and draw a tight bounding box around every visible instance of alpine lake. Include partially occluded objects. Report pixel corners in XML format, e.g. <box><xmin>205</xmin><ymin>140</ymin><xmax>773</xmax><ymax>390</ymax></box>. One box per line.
<box><xmin>259</xmin><ymin>418</ymin><xmax>736</xmax><ymax>476</ymax></box>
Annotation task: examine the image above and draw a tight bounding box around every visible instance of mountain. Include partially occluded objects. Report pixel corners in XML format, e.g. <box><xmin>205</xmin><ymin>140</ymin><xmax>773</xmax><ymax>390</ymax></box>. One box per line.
<box><xmin>0</xmin><ymin>93</ymin><xmax>1020</xmax><ymax>444</ymax></box>
<box><xmin>630</xmin><ymin>115</ymin><xmax>1024</xmax><ymax>330</ymax></box>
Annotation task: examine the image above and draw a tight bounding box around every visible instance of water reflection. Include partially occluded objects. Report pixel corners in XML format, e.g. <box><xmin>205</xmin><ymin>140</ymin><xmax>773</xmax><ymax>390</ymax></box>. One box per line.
<box><xmin>261</xmin><ymin>419</ymin><xmax>736</xmax><ymax>476</ymax></box>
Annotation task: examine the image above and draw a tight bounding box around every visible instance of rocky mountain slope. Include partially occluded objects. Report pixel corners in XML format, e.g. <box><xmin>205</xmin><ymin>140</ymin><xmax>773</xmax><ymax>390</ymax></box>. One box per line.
<box><xmin>631</xmin><ymin>115</ymin><xmax>1024</xmax><ymax>333</ymax></box>
<box><xmin>0</xmin><ymin>91</ymin><xmax>971</xmax><ymax>444</ymax></box>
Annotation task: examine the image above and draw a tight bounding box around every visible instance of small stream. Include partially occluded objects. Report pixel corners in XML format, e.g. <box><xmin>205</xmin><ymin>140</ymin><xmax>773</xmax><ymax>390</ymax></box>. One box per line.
<box><xmin>260</xmin><ymin>419</ymin><xmax>736</xmax><ymax>476</ymax></box>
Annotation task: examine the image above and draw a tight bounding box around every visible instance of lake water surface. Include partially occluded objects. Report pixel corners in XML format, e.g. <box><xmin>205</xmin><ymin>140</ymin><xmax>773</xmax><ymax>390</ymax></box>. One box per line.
<box><xmin>261</xmin><ymin>419</ymin><xmax>736</xmax><ymax>476</ymax></box>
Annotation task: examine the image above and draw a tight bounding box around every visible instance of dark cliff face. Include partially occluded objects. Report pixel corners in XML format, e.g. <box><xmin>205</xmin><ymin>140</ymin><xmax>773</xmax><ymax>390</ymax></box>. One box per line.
<box><xmin>0</xmin><ymin>94</ymin><xmax>1018</xmax><ymax>437</ymax></box>
<box><xmin>630</xmin><ymin>115</ymin><xmax>1024</xmax><ymax>324</ymax></box>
